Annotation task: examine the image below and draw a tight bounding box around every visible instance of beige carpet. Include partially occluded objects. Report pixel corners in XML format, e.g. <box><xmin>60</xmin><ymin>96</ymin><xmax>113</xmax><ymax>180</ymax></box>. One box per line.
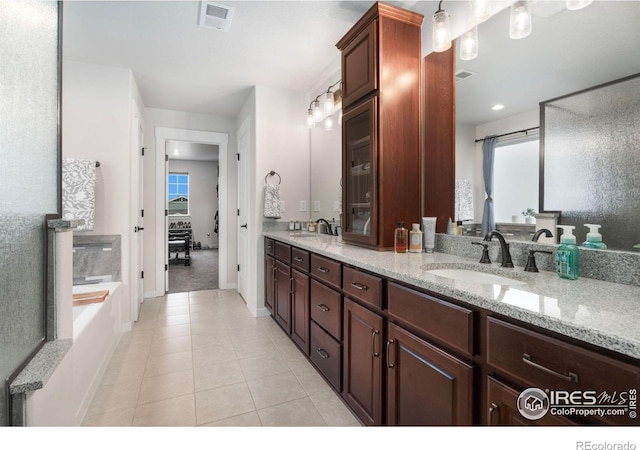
<box><xmin>168</xmin><ymin>249</ymin><xmax>218</xmax><ymax>293</ymax></box>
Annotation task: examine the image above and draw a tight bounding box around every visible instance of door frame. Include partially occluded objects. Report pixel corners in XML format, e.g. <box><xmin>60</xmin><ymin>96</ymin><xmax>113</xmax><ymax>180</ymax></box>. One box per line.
<box><xmin>154</xmin><ymin>127</ymin><xmax>230</xmax><ymax>294</ymax></box>
<box><xmin>130</xmin><ymin>100</ymin><xmax>144</xmax><ymax>321</ymax></box>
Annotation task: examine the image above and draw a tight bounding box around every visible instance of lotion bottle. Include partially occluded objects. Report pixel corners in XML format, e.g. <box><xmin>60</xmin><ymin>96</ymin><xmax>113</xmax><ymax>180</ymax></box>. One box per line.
<box><xmin>409</xmin><ymin>223</ymin><xmax>422</xmax><ymax>253</ymax></box>
<box><xmin>394</xmin><ymin>222</ymin><xmax>408</xmax><ymax>253</ymax></box>
<box><xmin>556</xmin><ymin>225</ymin><xmax>579</xmax><ymax>280</ymax></box>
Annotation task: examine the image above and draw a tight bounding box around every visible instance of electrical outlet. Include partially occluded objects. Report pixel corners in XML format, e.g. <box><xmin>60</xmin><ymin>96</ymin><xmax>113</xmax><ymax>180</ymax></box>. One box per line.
<box><xmin>313</xmin><ymin>200</ymin><xmax>321</xmax><ymax>212</ymax></box>
<box><xmin>299</xmin><ymin>200</ymin><xmax>308</xmax><ymax>212</ymax></box>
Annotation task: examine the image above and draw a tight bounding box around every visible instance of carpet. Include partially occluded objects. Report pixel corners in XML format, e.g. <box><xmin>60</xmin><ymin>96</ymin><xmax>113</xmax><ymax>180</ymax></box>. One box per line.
<box><xmin>168</xmin><ymin>249</ymin><xmax>219</xmax><ymax>294</ymax></box>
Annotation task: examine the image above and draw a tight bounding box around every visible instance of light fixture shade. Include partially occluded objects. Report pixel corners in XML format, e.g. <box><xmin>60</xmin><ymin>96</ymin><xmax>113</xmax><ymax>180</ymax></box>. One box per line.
<box><xmin>323</xmin><ymin>115</ymin><xmax>333</xmax><ymax>131</ymax></box>
<box><xmin>432</xmin><ymin>10</ymin><xmax>452</xmax><ymax>52</ymax></box>
<box><xmin>312</xmin><ymin>100</ymin><xmax>322</xmax><ymax>122</ymax></box>
<box><xmin>459</xmin><ymin>26</ymin><xmax>479</xmax><ymax>61</ymax></box>
<box><xmin>470</xmin><ymin>0</ymin><xmax>491</xmax><ymax>24</ymax></box>
<box><xmin>322</xmin><ymin>91</ymin><xmax>334</xmax><ymax>116</ymax></box>
<box><xmin>566</xmin><ymin>0</ymin><xmax>593</xmax><ymax>10</ymax></box>
<box><xmin>509</xmin><ymin>1</ymin><xmax>532</xmax><ymax>40</ymax></box>
<box><xmin>306</xmin><ymin>109</ymin><xmax>315</xmax><ymax>128</ymax></box>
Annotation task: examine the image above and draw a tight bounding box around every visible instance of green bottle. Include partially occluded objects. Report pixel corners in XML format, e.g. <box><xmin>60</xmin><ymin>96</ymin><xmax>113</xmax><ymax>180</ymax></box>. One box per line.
<box><xmin>582</xmin><ymin>224</ymin><xmax>608</xmax><ymax>249</ymax></box>
<box><xmin>556</xmin><ymin>225</ymin><xmax>579</xmax><ymax>280</ymax></box>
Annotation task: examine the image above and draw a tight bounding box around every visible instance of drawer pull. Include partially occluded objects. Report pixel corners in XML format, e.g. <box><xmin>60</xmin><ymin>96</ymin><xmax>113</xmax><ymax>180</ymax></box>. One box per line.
<box><xmin>316</xmin><ymin>304</ymin><xmax>330</xmax><ymax>312</ymax></box>
<box><xmin>522</xmin><ymin>353</ymin><xmax>579</xmax><ymax>383</ymax></box>
<box><xmin>294</xmin><ymin>256</ymin><xmax>304</xmax><ymax>262</ymax></box>
<box><xmin>316</xmin><ymin>266</ymin><xmax>330</xmax><ymax>273</ymax></box>
<box><xmin>316</xmin><ymin>348</ymin><xmax>329</xmax><ymax>359</ymax></box>
<box><xmin>350</xmin><ymin>282</ymin><xmax>368</xmax><ymax>291</ymax></box>
<box><xmin>386</xmin><ymin>339</ymin><xmax>395</xmax><ymax>368</ymax></box>
<box><xmin>488</xmin><ymin>403</ymin><xmax>499</xmax><ymax>426</ymax></box>
<box><xmin>372</xmin><ymin>329</ymin><xmax>380</xmax><ymax>357</ymax></box>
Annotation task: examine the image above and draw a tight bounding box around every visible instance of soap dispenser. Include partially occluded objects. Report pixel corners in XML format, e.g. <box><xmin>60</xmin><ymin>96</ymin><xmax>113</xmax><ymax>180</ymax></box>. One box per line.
<box><xmin>556</xmin><ymin>225</ymin><xmax>579</xmax><ymax>280</ymax></box>
<box><xmin>394</xmin><ymin>222</ymin><xmax>408</xmax><ymax>253</ymax></box>
<box><xmin>583</xmin><ymin>224</ymin><xmax>608</xmax><ymax>249</ymax></box>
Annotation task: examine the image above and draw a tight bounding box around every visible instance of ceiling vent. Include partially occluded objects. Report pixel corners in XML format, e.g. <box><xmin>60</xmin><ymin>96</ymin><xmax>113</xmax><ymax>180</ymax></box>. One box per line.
<box><xmin>198</xmin><ymin>1</ymin><xmax>234</xmax><ymax>32</ymax></box>
<box><xmin>455</xmin><ymin>69</ymin><xmax>476</xmax><ymax>83</ymax></box>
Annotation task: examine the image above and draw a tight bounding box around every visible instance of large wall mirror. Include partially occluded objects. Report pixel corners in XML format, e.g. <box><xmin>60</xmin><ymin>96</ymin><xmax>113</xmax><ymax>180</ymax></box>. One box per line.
<box><xmin>455</xmin><ymin>1</ymin><xmax>640</xmax><ymax>249</ymax></box>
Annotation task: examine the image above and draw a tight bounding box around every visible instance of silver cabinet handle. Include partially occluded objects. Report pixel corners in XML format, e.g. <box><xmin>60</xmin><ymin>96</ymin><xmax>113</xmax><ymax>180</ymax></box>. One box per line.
<box><xmin>316</xmin><ymin>266</ymin><xmax>330</xmax><ymax>273</ymax></box>
<box><xmin>316</xmin><ymin>348</ymin><xmax>329</xmax><ymax>359</ymax></box>
<box><xmin>294</xmin><ymin>256</ymin><xmax>304</xmax><ymax>262</ymax></box>
<box><xmin>488</xmin><ymin>403</ymin><xmax>499</xmax><ymax>426</ymax></box>
<box><xmin>350</xmin><ymin>281</ymin><xmax>368</xmax><ymax>291</ymax></box>
<box><xmin>386</xmin><ymin>339</ymin><xmax>395</xmax><ymax>368</ymax></box>
<box><xmin>522</xmin><ymin>353</ymin><xmax>579</xmax><ymax>383</ymax></box>
<box><xmin>316</xmin><ymin>304</ymin><xmax>330</xmax><ymax>312</ymax></box>
<box><xmin>372</xmin><ymin>330</ymin><xmax>380</xmax><ymax>357</ymax></box>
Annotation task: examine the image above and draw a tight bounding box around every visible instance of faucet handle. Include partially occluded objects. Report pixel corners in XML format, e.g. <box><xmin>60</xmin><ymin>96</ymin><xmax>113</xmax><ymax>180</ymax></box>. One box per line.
<box><xmin>524</xmin><ymin>250</ymin><xmax>553</xmax><ymax>272</ymax></box>
<box><xmin>472</xmin><ymin>242</ymin><xmax>492</xmax><ymax>264</ymax></box>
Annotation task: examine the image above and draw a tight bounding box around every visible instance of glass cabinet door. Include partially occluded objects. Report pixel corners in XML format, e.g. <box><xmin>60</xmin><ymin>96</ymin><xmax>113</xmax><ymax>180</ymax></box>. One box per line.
<box><xmin>342</xmin><ymin>97</ymin><xmax>377</xmax><ymax>244</ymax></box>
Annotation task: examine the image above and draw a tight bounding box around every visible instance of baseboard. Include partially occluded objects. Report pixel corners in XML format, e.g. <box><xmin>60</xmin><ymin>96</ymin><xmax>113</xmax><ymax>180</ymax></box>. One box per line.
<box><xmin>144</xmin><ymin>290</ymin><xmax>164</xmax><ymax>299</ymax></box>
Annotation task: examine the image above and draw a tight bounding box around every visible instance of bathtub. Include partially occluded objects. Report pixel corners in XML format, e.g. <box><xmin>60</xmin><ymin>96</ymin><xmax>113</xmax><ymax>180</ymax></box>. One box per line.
<box><xmin>25</xmin><ymin>282</ymin><xmax>126</xmax><ymax>426</ymax></box>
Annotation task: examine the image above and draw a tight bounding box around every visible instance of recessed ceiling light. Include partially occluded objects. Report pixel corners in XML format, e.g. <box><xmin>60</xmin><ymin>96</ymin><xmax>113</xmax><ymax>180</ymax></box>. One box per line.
<box><xmin>492</xmin><ymin>104</ymin><xmax>505</xmax><ymax>111</ymax></box>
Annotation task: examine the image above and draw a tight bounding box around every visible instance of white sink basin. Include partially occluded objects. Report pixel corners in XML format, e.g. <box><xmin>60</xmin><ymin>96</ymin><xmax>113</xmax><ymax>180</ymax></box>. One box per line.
<box><xmin>426</xmin><ymin>269</ymin><xmax>526</xmax><ymax>286</ymax></box>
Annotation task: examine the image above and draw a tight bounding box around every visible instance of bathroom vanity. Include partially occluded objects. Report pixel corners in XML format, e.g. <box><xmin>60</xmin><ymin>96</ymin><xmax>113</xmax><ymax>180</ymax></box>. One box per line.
<box><xmin>263</xmin><ymin>230</ymin><xmax>640</xmax><ymax>426</ymax></box>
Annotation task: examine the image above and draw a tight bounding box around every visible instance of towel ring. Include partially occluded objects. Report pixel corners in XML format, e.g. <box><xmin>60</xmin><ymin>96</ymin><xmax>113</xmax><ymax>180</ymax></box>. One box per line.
<box><xmin>265</xmin><ymin>170</ymin><xmax>281</xmax><ymax>186</ymax></box>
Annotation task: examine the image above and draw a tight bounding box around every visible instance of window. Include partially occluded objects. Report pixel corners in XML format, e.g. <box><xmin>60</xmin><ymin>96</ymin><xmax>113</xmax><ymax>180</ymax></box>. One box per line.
<box><xmin>168</xmin><ymin>173</ymin><xmax>189</xmax><ymax>215</ymax></box>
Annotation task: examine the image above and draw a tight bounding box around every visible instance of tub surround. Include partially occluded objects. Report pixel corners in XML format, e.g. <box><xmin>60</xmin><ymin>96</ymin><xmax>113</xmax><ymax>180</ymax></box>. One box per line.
<box><xmin>72</xmin><ymin>234</ymin><xmax>121</xmax><ymax>284</ymax></box>
<box><xmin>263</xmin><ymin>231</ymin><xmax>640</xmax><ymax>360</ymax></box>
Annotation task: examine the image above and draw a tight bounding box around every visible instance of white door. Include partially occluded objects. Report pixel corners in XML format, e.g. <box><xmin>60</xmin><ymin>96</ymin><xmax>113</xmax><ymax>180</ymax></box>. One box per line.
<box><xmin>164</xmin><ymin>147</ymin><xmax>169</xmax><ymax>293</ymax></box>
<box><xmin>237</xmin><ymin>119</ymin><xmax>250</xmax><ymax>300</ymax></box>
<box><xmin>130</xmin><ymin>114</ymin><xmax>144</xmax><ymax>321</ymax></box>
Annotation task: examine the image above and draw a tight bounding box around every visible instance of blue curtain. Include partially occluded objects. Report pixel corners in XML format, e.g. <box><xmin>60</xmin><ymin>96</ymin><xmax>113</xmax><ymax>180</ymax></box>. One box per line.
<box><xmin>481</xmin><ymin>136</ymin><xmax>497</xmax><ymax>236</ymax></box>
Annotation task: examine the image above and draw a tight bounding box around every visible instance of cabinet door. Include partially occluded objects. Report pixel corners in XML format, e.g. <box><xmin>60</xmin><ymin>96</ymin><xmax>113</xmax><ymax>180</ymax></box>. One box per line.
<box><xmin>341</xmin><ymin>20</ymin><xmax>377</xmax><ymax>108</ymax></box>
<box><xmin>274</xmin><ymin>260</ymin><xmax>291</xmax><ymax>334</ymax></box>
<box><xmin>290</xmin><ymin>269</ymin><xmax>310</xmax><ymax>355</ymax></box>
<box><xmin>387</xmin><ymin>322</ymin><xmax>473</xmax><ymax>425</ymax></box>
<box><xmin>343</xmin><ymin>298</ymin><xmax>383</xmax><ymax>426</ymax></box>
<box><xmin>264</xmin><ymin>254</ymin><xmax>276</xmax><ymax>314</ymax></box>
<box><xmin>342</xmin><ymin>97</ymin><xmax>378</xmax><ymax>247</ymax></box>
<box><xmin>487</xmin><ymin>377</ymin><xmax>577</xmax><ymax>426</ymax></box>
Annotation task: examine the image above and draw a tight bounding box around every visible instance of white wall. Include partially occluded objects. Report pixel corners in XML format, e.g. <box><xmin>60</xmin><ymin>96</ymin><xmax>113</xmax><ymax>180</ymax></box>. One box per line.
<box><xmin>168</xmin><ymin>159</ymin><xmax>219</xmax><ymax>249</ymax></box>
<box><xmin>62</xmin><ymin>60</ymin><xmax>144</xmax><ymax>328</ymax></box>
<box><xmin>143</xmin><ymin>108</ymin><xmax>237</xmax><ymax>297</ymax></box>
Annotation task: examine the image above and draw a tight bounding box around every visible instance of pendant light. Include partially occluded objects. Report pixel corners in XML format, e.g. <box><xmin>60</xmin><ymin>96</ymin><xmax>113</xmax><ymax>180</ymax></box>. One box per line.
<box><xmin>306</xmin><ymin>109</ymin><xmax>315</xmax><ymax>128</ymax></box>
<box><xmin>566</xmin><ymin>0</ymin><xmax>593</xmax><ymax>10</ymax></box>
<box><xmin>509</xmin><ymin>1</ymin><xmax>532</xmax><ymax>40</ymax></box>
<box><xmin>312</xmin><ymin>99</ymin><xmax>322</xmax><ymax>123</ymax></box>
<box><xmin>459</xmin><ymin>26</ymin><xmax>479</xmax><ymax>61</ymax></box>
<box><xmin>322</xmin><ymin>90</ymin><xmax>334</xmax><ymax>116</ymax></box>
<box><xmin>432</xmin><ymin>1</ymin><xmax>451</xmax><ymax>52</ymax></box>
<box><xmin>470</xmin><ymin>0</ymin><xmax>491</xmax><ymax>24</ymax></box>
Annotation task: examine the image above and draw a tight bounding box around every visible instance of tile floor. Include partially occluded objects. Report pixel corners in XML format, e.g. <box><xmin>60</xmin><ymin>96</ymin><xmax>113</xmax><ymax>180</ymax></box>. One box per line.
<box><xmin>82</xmin><ymin>289</ymin><xmax>360</xmax><ymax>427</ymax></box>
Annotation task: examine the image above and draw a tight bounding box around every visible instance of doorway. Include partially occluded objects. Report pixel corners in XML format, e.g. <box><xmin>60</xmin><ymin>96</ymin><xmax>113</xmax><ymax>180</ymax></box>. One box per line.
<box><xmin>154</xmin><ymin>127</ymin><xmax>230</xmax><ymax>295</ymax></box>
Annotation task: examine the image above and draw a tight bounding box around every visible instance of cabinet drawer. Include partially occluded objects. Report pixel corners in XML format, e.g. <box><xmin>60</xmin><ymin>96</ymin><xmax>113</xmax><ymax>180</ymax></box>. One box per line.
<box><xmin>388</xmin><ymin>282</ymin><xmax>474</xmax><ymax>356</ymax></box>
<box><xmin>310</xmin><ymin>279</ymin><xmax>342</xmax><ymax>340</ymax></box>
<box><xmin>275</xmin><ymin>241</ymin><xmax>291</xmax><ymax>264</ymax></box>
<box><xmin>291</xmin><ymin>247</ymin><xmax>310</xmax><ymax>273</ymax></box>
<box><xmin>487</xmin><ymin>317</ymin><xmax>640</xmax><ymax>424</ymax></box>
<box><xmin>310</xmin><ymin>321</ymin><xmax>342</xmax><ymax>391</ymax></box>
<box><xmin>265</xmin><ymin>238</ymin><xmax>275</xmax><ymax>256</ymax></box>
<box><xmin>343</xmin><ymin>266</ymin><xmax>383</xmax><ymax>309</ymax></box>
<box><xmin>310</xmin><ymin>254</ymin><xmax>341</xmax><ymax>289</ymax></box>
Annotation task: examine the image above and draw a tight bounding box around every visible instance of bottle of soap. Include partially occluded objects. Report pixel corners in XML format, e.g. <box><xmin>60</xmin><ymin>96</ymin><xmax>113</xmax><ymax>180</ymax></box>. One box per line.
<box><xmin>409</xmin><ymin>223</ymin><xmax>422</xmax><ymax>253</ymax></box>
<box><xmin>394</xmin><ymin>222</ymin><xmax>408</xmax><ymax>253</ymax></box>
<box><xmin>583</xmin><ymin>224</ymin><xmax>608</xmax><ymax>249</ymax></box>
<box><xmin>446</xmin><ymin>217</ymin><xmax>454</xmax><ymax>235</ymax></box>
<box><xmin>556</xmin><ymin>225</ymin><xmax>579</xmax><ymax>280</ymax></box>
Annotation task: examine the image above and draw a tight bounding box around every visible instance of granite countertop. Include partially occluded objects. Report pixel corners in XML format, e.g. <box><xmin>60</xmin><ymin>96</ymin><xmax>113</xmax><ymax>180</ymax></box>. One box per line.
<box><xmin>264</xmin><ymin>230</ymin><xmax>640</xmax><ymax>360</ymax></box>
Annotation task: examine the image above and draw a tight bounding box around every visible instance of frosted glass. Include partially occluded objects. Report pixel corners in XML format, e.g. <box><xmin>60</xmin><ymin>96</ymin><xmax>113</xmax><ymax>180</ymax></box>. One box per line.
<box><xmin>543</xmin><ymin>75</ymin><xmax>640</xmax><ymax>251</ymax></box>
<box><xmin>0</xmin><ymin>1</ymin><xmax>59</xmax><ymax>425</ymax></box>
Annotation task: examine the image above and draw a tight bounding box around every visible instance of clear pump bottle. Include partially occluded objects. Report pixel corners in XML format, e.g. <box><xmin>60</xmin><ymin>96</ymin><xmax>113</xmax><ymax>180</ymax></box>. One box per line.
<box><xmin>394</xmin><ymin>222</ymin><xmax>408</xmax><ymax>253</ymax></box>
<box><xmin>556</xmin><ymin>225</ymin><xmax>579</xmax><ymax>280</ymax></box>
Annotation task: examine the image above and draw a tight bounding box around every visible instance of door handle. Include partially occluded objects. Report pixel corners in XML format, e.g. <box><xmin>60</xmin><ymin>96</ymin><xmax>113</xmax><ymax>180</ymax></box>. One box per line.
<box><xmin>134</xmin><ymin>226</ymin><xmax>145</xmax><ymax>232</ymax></box>
<box><xmin>240</xmin><ymin>224</ymin><xmax>248</xmax><ymax>228</ymax></box>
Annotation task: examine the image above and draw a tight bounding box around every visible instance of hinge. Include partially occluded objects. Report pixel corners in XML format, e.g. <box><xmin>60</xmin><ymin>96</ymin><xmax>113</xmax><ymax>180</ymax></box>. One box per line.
<box><xmin>141</xmin><ymin>209</ymin><xmax>144</xmax><ymax>218</ymax></box>
<box><xmin>237</xmin><ymin>209</ymin><xmax>240</xmax><ymax>216</ymax></box>
<box><xmin>165</xmin><ymin>154</ymin><xmax>169</xmax><ymax>162</ymax></box>
<box><xmin>236</xmin><ymin>153</ymin><xmax>240</xmax><ymax>161</ymax></box>
<box><xmin>237</xmin><ymin>264</ymin><xmax>240</xmax><ymax>272</ymax></box>
<box><xmin>141</xmin><ymin>270</ymin><xmax>144</xmax><ymax>279</ymax></box>
<box><xmin>141</xmin><ymin>147</ymin><xmax>146</xmax><ymax>156</ymax></box>
<box><xmin>165</xmin><ymin>264</ymin><xmax>168</xmax><ymax>271</ymax></box>
<box><xmin>165</xmin><ymin>209</ymin><xmax>168</xmax><ymax>217</ymax></box>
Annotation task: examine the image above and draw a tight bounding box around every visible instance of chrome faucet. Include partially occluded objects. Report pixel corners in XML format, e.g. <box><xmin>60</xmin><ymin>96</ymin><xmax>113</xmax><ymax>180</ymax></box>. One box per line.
<box><xmin>316</xmin><ymin>218</ymin><xmax>333</xmax><ymax>235</ymax></box>
<box><xmin>484</xmin><ymin>231</ymin><xmax>514</xmax><ymax>268</ymax></box>
<box><xmin>532</xmin><ymin>228</ymin><xmax>554</xmax><ymax>242</ymax></box>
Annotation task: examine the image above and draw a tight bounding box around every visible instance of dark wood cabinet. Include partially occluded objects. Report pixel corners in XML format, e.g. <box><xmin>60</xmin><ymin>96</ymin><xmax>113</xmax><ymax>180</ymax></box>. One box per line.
<box><xmin>336</xmin><ymin>2</ymin><xmax>423</xmax><ymax>250</ymax></box>
<box><xmin>264</xmin><ymin>254</ymin><xmax>275</xmax><ymax>314</ymax></box>
<box><xmin>343</xmin><ymin>298</ymin><xmax>384</xmax><ymax>426</ymax></box>
<box><xmin>274</xmin><ymin>259</ymin><xmax>291</xmax><ymax>334</ymax></box>
<box><xmin>290</xmin><ymin>269</ymin><xmax>310</xmax><ymax>355</ymax></box>
<box><xmin>386</xmin><ymin>322</ymin><xmax>473</xmax><ymax>426</ymax></box>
